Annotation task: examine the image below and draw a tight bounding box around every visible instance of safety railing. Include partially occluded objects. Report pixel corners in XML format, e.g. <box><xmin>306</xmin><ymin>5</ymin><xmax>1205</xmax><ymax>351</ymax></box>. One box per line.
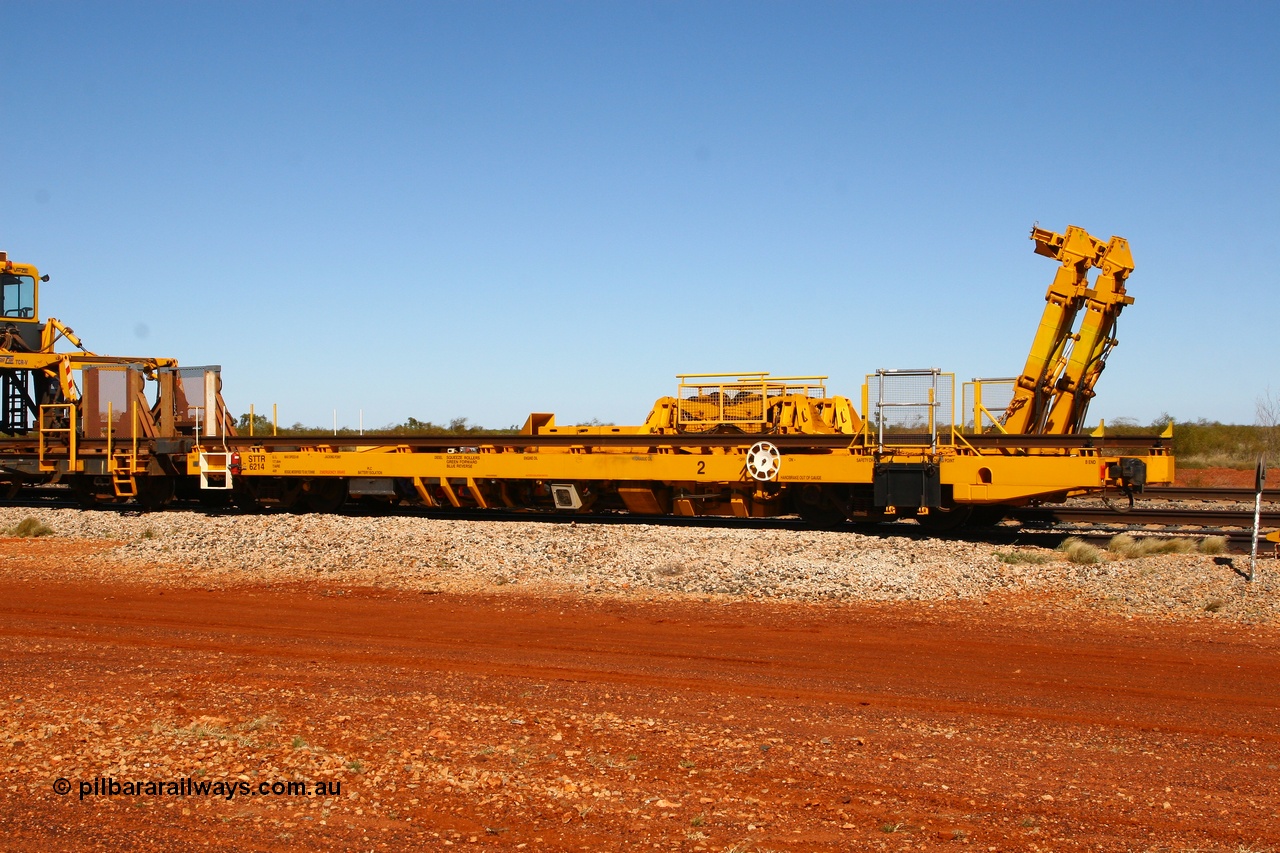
<box><xmin>960</xmin><ymin>378</ymin><xmax>1016</xmax><ymax>435</ymax></box>
<box><xmin>866</xmin><ymin>369</ymin><xmax>954</xmax><ymax>454</ymax></box>
<box><xmin>675</xmin><ymin>372</ymin><xmax>828</xmax><ymax>430</ymax></box>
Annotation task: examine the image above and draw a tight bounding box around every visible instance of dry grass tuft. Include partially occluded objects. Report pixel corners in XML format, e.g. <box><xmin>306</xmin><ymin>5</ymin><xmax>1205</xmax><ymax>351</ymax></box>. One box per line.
<box><xmin>4</xmin><ymin>516</ymin><xmax>54</xmax><ymax>538</ymax></box>
<box><xmin>1105</xmin><ymin>534</ymin><xmax>1141</xmax><ymax>557</ymax></box>
<box><xmin>1057</xmin><ymin>537</ymin><xmax>1102</xmax><ymax>564</ymax></box>
<box><xmin>996</xmin><ymin>550</ymin><xmax>1052</xmax><ymax>565</ymax></box>
<box><xmin>1107</xmin><ymin>534</ymin><xmax>1198</xmax><ymax>558</ymax></box>
<box><xmin>1197</xmin><ymin>535</ymin><xmax>1229</xmax><ymax>555</ymax></box>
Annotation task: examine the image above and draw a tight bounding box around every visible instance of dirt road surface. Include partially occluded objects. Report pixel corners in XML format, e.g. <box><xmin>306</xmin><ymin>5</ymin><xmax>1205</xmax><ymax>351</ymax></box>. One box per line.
<box><xmin>1</xmin><ymin>537</ymin><xmax>1278</xmax><ymax>852</ymax></box>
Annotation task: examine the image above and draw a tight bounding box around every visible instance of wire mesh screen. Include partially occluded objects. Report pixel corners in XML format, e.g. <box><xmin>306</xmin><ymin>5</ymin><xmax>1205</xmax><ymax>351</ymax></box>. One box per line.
<box><xmin>678</xmin><ymin>382</ymin><xmax>768</xmax><ymax>427</ymax></box>
<box><xmin>674</xmin><ymin>375</ymin><xmax>827</xmax><ymax>429</ymax></box>
<box><xmin>173</xmin><ymin>367</ymin><xmax>210</xmax><ymax>429</ymax></box>
<box><xmin>960</xmin><ymin>378</ymin><xmax>1016</xmax><ymax>434</ymax></box>
<box><xmin>80</xmin><ymin>365</ymin><xmax>142</xmax><ymax>439</ymax></box>
<box><xmin>870</xmin><ymin>369</ymin><xmax>954</xmax><ymax>448</ymax></box>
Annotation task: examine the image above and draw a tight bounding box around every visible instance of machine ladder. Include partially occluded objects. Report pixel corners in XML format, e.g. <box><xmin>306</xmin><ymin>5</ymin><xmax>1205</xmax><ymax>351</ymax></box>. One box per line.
<box><xmin>36</xmin><ymin>404</ymin><xmax>77</xmax><ymax>473</ymax></box>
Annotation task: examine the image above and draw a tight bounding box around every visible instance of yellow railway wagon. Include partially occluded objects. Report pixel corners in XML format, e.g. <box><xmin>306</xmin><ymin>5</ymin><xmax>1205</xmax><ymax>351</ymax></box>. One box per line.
<box><xmin>3</xmin><ymin>224</ymin><xmax>1175</xmax><ymax>526</ymax></box>
<box><xmin>185</xmin><ymin>367</ymin><xmax>1172</xmax><ymax>529</ymax></box>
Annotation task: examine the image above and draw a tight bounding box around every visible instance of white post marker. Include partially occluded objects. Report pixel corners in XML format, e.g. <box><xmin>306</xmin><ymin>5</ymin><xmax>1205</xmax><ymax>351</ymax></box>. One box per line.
<box><xmin>1250</xmin><ymin>455</ymin><xmax>1266</xmax><ymax>582</ymax></box>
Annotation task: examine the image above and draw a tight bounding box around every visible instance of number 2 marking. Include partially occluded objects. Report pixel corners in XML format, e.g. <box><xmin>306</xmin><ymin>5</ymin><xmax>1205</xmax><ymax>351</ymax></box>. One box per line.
<box><xmin>696</xmin><ymin>461</ymin><xmax>706</xmax><ymax>475</ymax></box>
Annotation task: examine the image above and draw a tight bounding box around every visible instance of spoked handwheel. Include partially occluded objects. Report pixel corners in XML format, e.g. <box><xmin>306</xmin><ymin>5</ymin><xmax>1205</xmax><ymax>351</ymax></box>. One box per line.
<box><xmin>745</xmin><ymin>442</ymin><xmax>781</xmax><ymax>482</ymax></box>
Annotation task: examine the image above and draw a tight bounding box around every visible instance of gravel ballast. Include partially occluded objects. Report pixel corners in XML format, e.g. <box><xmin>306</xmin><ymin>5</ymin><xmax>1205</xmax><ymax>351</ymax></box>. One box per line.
<box><xmin>1</xmin><ymin>506</ymin><xmax>1275</xmax><ymax>623</ymax></box>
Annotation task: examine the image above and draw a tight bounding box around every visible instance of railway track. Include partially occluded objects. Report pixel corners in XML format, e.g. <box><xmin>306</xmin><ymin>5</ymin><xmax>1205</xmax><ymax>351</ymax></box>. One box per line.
<box><xmin>1011</xmin><ymin>506</ymin><xmax>1280</xmax><ymax>528</ymax></box>
<box><xmin>3</xmin><ymin>485</ymin><xmax>1276</xmax><ymax>555</ymax></box>
<box><xmin>1143</xmin><ymin>486</ymin><xmax>1279</xmax><ymax>502</ymax></box>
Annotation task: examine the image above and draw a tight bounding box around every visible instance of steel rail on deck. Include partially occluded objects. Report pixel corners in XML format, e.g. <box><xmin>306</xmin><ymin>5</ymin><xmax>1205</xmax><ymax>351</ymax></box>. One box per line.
<box><xmin>0</xmin><ymin>433</ymin><xmax>1173</xmax><ymax>453</ymax></box>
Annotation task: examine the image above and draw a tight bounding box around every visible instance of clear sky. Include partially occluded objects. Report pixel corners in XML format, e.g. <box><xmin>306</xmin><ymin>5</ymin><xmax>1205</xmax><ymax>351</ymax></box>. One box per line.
<box><xmin>4</xmin><ymin>1</ymin><xmax>1277</xmax><ymax>430</ymax></box>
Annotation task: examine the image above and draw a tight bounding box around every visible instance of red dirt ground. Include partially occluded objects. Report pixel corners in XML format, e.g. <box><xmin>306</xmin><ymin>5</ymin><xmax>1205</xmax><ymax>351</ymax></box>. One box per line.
<box><xmin>1175</xmin><ymin>466</ymin><xmax>1264</xmax><ymax>488</ymax></box>
<box><xmin>1</xmin><ymin>539</ymin><xmax>1278</xmax><ymax>852</ymax></box>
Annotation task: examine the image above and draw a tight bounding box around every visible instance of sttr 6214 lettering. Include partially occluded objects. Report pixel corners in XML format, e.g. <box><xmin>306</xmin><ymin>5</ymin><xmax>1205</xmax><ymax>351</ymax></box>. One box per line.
<box><xmin>65</xmin><ymin>776</ymin><xmax>341</xmax><ymax>801</ymax></box>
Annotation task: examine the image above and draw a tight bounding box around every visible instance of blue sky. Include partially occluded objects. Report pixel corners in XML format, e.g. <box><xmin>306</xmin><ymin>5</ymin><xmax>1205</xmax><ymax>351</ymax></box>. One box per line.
<box><xmin>4</xmin><ymin>1</ymin><xmax>1277</xmax><ymax>429</ymax></box>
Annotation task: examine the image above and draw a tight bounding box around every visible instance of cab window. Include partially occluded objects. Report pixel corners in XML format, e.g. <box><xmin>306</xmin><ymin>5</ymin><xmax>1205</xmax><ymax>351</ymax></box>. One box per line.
<box><xmin>0</xmin><ymin>274</ymin><xmax>35</xmax><ymax>319</ymax></box>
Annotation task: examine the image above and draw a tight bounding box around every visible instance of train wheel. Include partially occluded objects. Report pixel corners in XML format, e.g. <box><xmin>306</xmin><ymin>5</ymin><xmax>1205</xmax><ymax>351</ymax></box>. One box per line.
<box><xmin>135</xmin><ymin>476</ymin><xmax>176</xmax><ymax>511</ymax></box>
<box><xmin>967</xmin><ymin>505</ymin><xmax>1008</xmax><ymax>527</ymax></box>
<box><xmin>71</xmin><ymin>477</ymin><xmax>100</xmax><ymax>509</ymax></box>
<box><xmin>304</xmin><ymin>478</ymin><xmax>347</xmax><ymax>513</ymax></box>
<box><xmin>793</xmin><ymin>484</ymin><xmax>848</xmax><ymax>528</ymax></box>
<box><xmin>915</xmin><ymin>505</ymin><xmax>973</xmax><ymax>533</ymax></box>
<box><xmin>796</xmin><ymin>501</ymin><xmax>847</xmax><ymax>528</ymax></box>
<box><xmin>198</xmin><ymin>490</ymin><xmax>234</xmax><ymax>509</ymax></box>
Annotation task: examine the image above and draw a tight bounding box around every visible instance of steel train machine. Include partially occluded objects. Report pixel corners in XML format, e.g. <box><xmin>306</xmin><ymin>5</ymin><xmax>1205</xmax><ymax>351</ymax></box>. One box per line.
<box><xmin>0</xmin><ymin>225</ymin><xmax>1173</xmax><ymax>528</ymax></box>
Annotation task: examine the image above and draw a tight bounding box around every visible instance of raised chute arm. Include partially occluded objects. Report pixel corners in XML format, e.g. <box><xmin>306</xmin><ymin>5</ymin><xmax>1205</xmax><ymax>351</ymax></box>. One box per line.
<box><xmin>1002</xmin><ymin>225</ymin><xmax>1132</xmax><ymax>434</ymax></box>
<box><xmin>1040</xmin><ymin>235</ymin><xmax>1134</xmax><ymax>433</ymax></box>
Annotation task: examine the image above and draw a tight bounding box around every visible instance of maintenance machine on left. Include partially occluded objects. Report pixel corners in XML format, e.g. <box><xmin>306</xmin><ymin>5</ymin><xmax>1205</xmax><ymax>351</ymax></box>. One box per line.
<box><xmin>0</xmin><ymin>251</ymin><xmax>235</xmax><ymax>505</ymax></box>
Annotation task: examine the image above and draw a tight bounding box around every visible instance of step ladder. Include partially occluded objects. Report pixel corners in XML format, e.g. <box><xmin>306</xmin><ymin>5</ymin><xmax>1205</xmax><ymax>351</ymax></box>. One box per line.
<box><xmin>37</xmin><ymin>404</ymin><xmax>77</xmax><ymax>473</ymax></box>
<box><xmin>1</xmin><ymin>371</ymin><xmax>29</xmax><ymax>434</ymax></box>
<box><xmin>110</xmin><ymin>452</ymin><xmax>138</xmax><ymax>498</ymax></box>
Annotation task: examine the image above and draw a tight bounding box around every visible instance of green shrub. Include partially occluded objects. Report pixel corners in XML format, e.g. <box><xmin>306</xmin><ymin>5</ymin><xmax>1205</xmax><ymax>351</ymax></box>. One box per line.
<box><xmin>240</xmin><ymin>414</ymin><xmax>521</xmax><ymax>438</ymax></box>
<box><xmin>1102</xmin><ymin>417</ymin><xmax>1270</xmax><ymax>468</ymax></box>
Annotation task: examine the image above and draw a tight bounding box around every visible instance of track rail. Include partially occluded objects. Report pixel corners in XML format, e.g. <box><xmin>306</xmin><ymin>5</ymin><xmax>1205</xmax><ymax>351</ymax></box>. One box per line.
<box><xmin>1143</xmin><ymin>486</ymin><xmax>1279</xmax><ymax>503</ymax></box>
<box><xmin>0</xmin><ymin>496</ymin><xmax>1271</xmax><ymax>555</ymax></box>
<box><xmin>2</xmin><ymin>486</ymin><xmax>1275</xmax><ymax>558</ymax></box>
<box><xmin>1012</xmin><ymin>506</ymin><xmax>1280</xmax><ymax>528</ymax></box>
<box><xmin>3</xmin><ymin>485</ymin><xmax>1274</xmax><ymax>528</ymax></box>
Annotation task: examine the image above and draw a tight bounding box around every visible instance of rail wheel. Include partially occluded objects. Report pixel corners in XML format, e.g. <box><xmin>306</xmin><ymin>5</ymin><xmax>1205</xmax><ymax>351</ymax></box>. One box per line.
<box><xmin>967</xmin><ymin>505</ymin><xmax>1007</xmax><ymax>527</ymax></box>
<box><xmin>232</xmin><ymin>488</ymin><xmax>264</xmax><ymax>512</ymax></box>
<box><xmin>797</xmin><ymin>502</ymin><xmax>847</xmax><ymax>528</ymax></box>
<box><xmin>303</xmin><ymin>478</ymin><xmax>347</xmax><ymax>513</ymax></box>
<box><xmin>71</xmin><ymin>476</ymin><xmax>100</xmax><ymax>509</ymax></box>
<box><xmin>232</xmin><ymin>478</ymin><xmax>302</xmax><ymax>512</ymax></box>
<box><xmin>135</xmin><ymin>476</ymin><xmax>176</xmax><ymax>511</ymax></box>
<box><xmin>793</xmin><ymin>485</ymin><xmax>847</xmax><ymax>528</ymax></box>
<box><xmin>198</xmin><ymin>490</ymin><xmax>234</xmax><ymax>509</ymax></box>
<box><xmin>915</xmin><ymin>505</ymin><xmax>973</xmax><ymax>533</ymax></box>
